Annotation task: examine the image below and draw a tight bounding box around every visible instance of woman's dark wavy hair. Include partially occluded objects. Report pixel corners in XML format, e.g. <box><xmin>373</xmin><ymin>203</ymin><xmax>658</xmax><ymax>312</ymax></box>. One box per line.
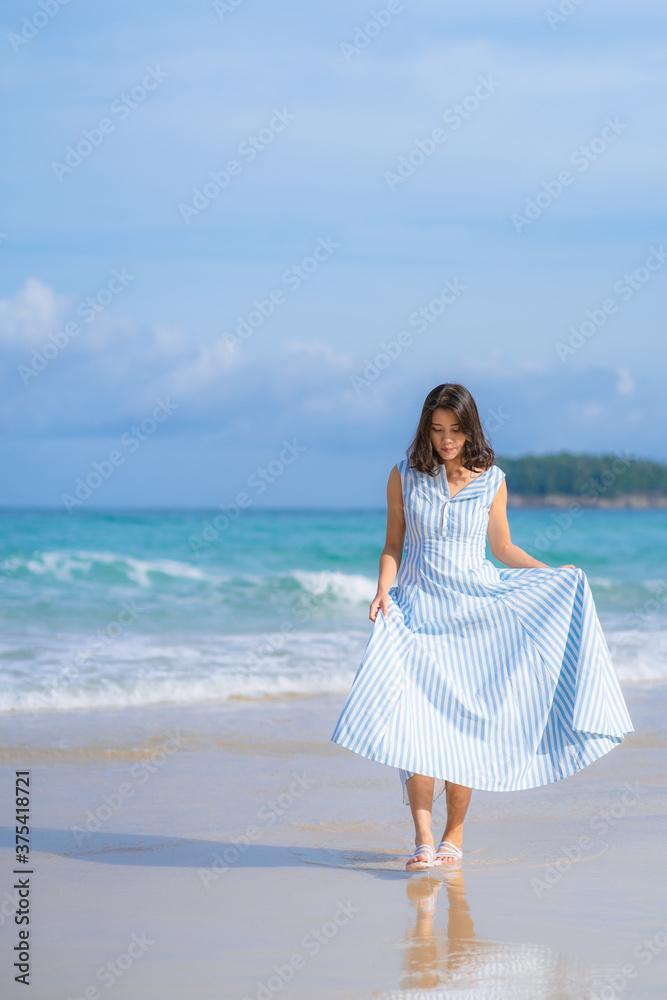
<box><xmin>407</xmin><ymin>383</ymin><xmax>495</xmax><ymax>476</ymax></box>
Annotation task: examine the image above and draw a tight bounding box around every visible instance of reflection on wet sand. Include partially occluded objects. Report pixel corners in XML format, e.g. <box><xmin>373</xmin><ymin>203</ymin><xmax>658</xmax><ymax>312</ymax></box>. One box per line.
<box><xmin>382</xmin><ymin>870</ymin><xmax>600</xmax><ymax>999</ymax></box>
<box><xmin>400</xmin><ymin>874</ymin><xmax>471</xmax><ymax>993</ymax></box>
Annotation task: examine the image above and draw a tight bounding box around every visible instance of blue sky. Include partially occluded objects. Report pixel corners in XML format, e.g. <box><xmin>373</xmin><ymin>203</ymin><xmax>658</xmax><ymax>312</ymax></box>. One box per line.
<box><xmin>1</xmin><ymin>0</ymin><xmax>665</xmax><ymax>507</ymax></box>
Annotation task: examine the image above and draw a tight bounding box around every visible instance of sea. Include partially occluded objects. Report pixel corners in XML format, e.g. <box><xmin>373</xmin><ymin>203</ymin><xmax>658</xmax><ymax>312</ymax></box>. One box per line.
<box><xmin>1</xmin><ymin>507</ymin><xmax>666</xmax><ymax>715</ymax></box>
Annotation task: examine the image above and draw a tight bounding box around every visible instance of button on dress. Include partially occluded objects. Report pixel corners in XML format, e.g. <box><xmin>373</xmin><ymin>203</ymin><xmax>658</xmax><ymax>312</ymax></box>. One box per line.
<box><xmin>331</xmin><ymin>460</ymin><xmax>634</xmax><ymax>804</ymax></box>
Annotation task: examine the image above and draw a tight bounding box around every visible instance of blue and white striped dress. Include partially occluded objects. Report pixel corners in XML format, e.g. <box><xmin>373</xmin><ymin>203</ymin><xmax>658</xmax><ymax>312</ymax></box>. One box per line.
<box><xmin>331</xmin><ymin>459</ymin><xmax>634</xmax><ymax>804</ymax></box>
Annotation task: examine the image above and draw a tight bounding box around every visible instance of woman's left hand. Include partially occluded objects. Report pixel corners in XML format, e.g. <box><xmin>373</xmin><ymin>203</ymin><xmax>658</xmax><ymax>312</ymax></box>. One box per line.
<box><xmin>558</xmin><ymin>564</ymin><xmax>577</xmax><ymax>568</ymax></box>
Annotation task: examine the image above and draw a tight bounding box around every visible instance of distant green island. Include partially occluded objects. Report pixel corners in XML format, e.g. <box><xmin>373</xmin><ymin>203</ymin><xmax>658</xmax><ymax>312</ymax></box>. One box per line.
<box><xmin>495</xmin><ymin>452</ymin><xmax>667</xmax><ymax>507</ymax></box>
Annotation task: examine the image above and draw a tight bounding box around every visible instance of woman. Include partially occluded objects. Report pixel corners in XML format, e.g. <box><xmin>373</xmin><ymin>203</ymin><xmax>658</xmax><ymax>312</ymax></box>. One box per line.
<box><xmin>331</xmin><ymin>382</ymin><xmax>634</xmax><ymax>871</ymax></box>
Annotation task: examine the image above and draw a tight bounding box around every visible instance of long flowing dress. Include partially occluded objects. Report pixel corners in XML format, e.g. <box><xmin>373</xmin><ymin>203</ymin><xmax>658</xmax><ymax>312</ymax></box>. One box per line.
<box><xmin>331</xmin><ymin>460</ymin><xmax>634</xmax><ymax>804</ymax></box>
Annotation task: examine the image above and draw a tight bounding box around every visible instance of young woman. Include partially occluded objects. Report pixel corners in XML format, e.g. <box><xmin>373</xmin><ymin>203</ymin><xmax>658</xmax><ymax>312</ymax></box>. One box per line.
<box><xmin>331</xmin><ymin>382</ymin><xmax>634</xmax><ymax>871</ymax></box>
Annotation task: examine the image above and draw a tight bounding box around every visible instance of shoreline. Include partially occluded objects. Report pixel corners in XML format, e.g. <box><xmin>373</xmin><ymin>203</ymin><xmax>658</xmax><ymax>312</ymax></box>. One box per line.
<box><xmin>0</xmin><ymin>681</ymin><xmax>665</xmax><ymax>756</ymax></box>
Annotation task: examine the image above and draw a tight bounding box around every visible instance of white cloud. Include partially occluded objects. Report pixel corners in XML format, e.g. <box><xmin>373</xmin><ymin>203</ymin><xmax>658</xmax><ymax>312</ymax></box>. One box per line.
<box><xmin>0</xmin><ymin>277</ymin><xmax>69</xmax><ymax>347</ymax></box>
<box><xmin>167</xmin><ymin>337</ymin><xmax>241</xmax><ymax>397</ymax></box>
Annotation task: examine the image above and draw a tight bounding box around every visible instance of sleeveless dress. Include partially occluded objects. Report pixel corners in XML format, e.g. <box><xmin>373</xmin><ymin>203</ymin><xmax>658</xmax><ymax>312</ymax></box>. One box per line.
<box><xmin>331</xmin><ymin>460</ymin><xmax>634</xmax><ymax>804</ymax></box>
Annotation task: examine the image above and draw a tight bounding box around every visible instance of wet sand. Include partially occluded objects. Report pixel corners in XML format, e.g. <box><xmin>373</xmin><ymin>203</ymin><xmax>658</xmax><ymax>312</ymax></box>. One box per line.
<box><xmin>1</xmin><ymin>685</ymin><xmax>666</xmax><ymax>999</ymax></box>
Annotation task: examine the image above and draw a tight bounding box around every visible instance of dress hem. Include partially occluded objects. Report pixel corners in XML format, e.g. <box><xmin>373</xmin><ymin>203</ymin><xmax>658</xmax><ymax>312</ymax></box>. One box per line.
<box><xmin>330</xmin><ymin>732</ymin><xmax>629</xmax><ymax>795</ymax></box>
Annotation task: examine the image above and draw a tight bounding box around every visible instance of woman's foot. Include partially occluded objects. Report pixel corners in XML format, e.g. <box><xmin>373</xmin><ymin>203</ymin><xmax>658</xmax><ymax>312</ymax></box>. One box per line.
<box><xmin>434</xmin><ymin>838</ymin><xmax>463</xmax><ymax>865</ymax></box>
<box><xmin>434</xmin><ymin>829</ymin><xmax>462</xmax><ymax>864</ymax></box>
<box><xmin>406</xmin><ymin>833</ymin><xmax>434</xmax><ymax>870</ymax></box>
<box><xmin>406</xmin><ymin>842</ymin><xmax>435</xmax><ymax>871</ymax></box>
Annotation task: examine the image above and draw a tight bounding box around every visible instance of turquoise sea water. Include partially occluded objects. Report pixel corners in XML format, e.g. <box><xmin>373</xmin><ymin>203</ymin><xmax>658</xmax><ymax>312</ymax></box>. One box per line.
<box><xmin>0</xmin><ymin>507</ymin><xmax>665</xmax><ymax>713</ymax></box>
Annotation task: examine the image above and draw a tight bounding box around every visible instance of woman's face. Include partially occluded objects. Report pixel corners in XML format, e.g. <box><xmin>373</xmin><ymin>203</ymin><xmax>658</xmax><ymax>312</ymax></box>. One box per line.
<box><xmin>428</xmin><ymin>408</ymin><xmax>467</xmax><ymax>462</ymax></box>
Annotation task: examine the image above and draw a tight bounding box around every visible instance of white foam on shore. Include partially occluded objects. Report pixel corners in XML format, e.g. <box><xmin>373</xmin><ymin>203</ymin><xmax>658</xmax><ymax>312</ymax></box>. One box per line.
<box><xmin>607</xmin><ymin>627</ymin><xmax>667</xmax><ymax>683</ymax></box>
<box><xmin>0</xmin><ymin>620</ymin><xmax>665</xmax><ymax>714</ymax></box>
<box><xmin>290</xmin><ymin>569</ymin><xmax>376</xmax><ymax>603</ymax></box>
<box><xmin>0</xmin><ymin>627</ymin><xmax>367</xmax><ymax>713</ymax></box>
<box><xmin>0</xmin><ymin>668</ymin><xmax>358</xmax><ymax>713</ymax></box>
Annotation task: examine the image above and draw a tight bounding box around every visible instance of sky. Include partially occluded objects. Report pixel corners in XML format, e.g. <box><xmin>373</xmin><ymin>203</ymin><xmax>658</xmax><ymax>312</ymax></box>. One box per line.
<box><xmin>1</xmin><ymin>0</ymin><xmax>666</xmax><ymax>508</ymax></box>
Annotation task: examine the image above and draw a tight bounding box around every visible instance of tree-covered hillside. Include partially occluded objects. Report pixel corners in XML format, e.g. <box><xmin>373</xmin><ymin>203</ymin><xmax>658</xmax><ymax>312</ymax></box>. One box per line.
<box><xmin>494</xmin><ymin>451</ymin><xmax>667</xmax><ymax>499</ymax></box>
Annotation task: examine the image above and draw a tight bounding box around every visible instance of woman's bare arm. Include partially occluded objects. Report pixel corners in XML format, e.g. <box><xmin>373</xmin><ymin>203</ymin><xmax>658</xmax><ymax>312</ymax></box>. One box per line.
<box><xmin>487</xmin><ymin>479</ymin><xmax>575</xmax><ymax>569</ymax></box>
<box><xmin>369</xmin><ymin>465</ymin><xmax>406</xmax><ymax>621</ymax></box>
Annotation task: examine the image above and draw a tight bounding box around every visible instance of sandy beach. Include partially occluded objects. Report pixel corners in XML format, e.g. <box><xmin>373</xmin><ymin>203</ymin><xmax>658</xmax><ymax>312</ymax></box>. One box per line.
<box><xmin>1</xmin><ymin>683</ymin><xmax>665</xmax><ymax>999</ymax></box>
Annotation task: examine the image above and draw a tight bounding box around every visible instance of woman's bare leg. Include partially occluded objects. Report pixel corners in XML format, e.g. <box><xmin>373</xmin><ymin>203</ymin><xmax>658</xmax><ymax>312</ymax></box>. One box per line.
<box><xmin>405</xmin><ymin>774</ymin><xmax>435</xmax><ymax>863</ymax></box>
<box><xmin>437</xmin><ymin>781</ymin><xmax>472</xmax><ymax>861</ymax></box>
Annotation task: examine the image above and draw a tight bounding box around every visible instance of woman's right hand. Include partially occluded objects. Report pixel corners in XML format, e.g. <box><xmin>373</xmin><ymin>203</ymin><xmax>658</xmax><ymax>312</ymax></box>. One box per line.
<box><xmin>370</xmin><ymin>590</ymin><xmax>390</xmax><ymax>622</ymax></box>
